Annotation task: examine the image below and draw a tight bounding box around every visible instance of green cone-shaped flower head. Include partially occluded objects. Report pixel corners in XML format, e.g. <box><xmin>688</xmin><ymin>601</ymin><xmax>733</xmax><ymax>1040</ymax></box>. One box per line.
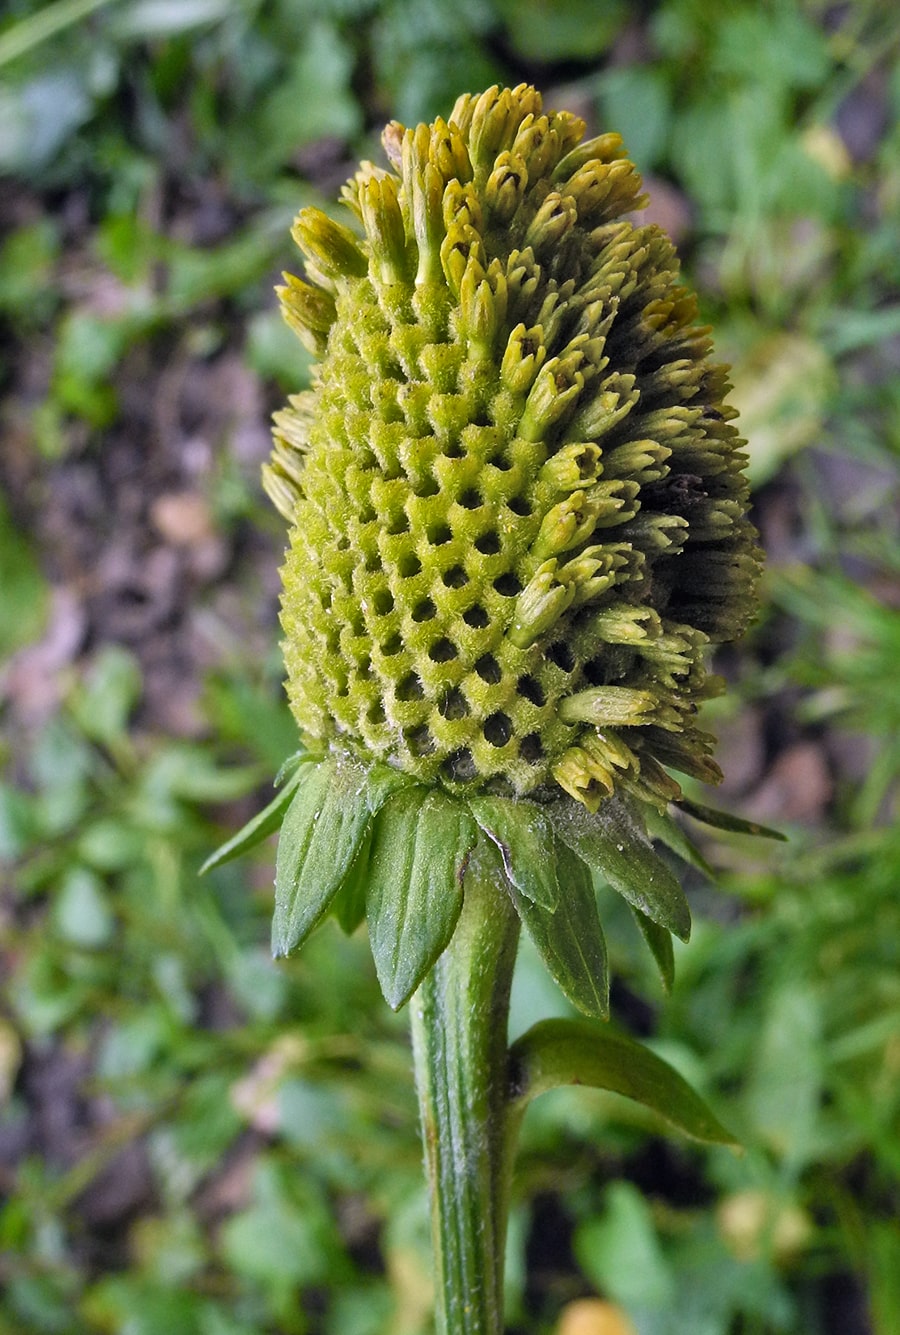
<box><xmin>226</xmin><ymin>86</ymin><xmax>774</xmax><ymax>1015</ymax></box>
<box><xmin>269</xmin><ymin>84</ymin><xmax>759</xmax><ymax>814</ymax></box>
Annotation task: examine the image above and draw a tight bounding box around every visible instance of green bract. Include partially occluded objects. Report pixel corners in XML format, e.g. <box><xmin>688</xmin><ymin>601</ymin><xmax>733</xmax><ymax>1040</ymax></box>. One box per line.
<box><xmin>251</xmin><ymin>84</ymin><xmax>763</xmax><ymax>1011</ymax></box>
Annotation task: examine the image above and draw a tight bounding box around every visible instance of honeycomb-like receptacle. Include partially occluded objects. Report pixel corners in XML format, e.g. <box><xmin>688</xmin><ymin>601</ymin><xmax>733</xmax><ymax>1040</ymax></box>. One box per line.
<box><xmin>270</xmin><ymin>85</ymin><xmax>761</xmax><ymax>809</ymax></box>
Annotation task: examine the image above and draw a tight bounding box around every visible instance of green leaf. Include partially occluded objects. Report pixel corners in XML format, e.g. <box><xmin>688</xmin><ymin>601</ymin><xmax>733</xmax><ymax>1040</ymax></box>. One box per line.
<box><xmin>274</xmin><ymin>748</ymin><xmax>312</xmax><ymax>787</ymax></box>
<box><xmin>824</xmin><ymin>304</ymin><xmax>900</xmax><ymax>356</ymax></box>
<box><xmin>497</xmin><ymin>0</ymin><xmax>625</xmax><ymax>61</ymax></box>
<box><xmin>0</xmin><ymin>220</ymin><xmax>59</xmax><ymax>320</ymax></box>
<box><xmin>330</xmin><ymin>764</ymin><xmax>419</xmax><ymax>936</ymax></box>
<box><xmin>600</xmin><ymin>65</ymin><xmax>672</xmax><ymax>170</ymax></box>
<box><xmin>467</xmin><ymin>794</ymin><xmax>559</xmax><ymax>908</ymax></box>
<box><xmin>643</xmin><ymin>804</ymin><xmax>715</xmax><ymax>878</ymax></box>
<box><xmin>220</xmin><ymin>1162</ymin><xmax>336</xmax><ymax>1289</ymax></box>
<box><xmin>508</xmin><ymin>841</ymin><xmax>609</xmax><ymax>1020</ymax></box>
<box><xmin>198</xmin><ymin>763</ymin><xmax>309</xmax><ymax>876</ymax></box>
<box><xmin>676</xmin><ymin>796</ymin><xmax>787</xmax><ymax>841</ymax></box>
<box><xmin>164</xmin><ymin>227</ymin><xmax>280</xmax><ymax>309</ymax></box>
<box><xmin>253</xmin><ymin>21</ymin><xmax>361</xmax><ymax>167</ymax></box>
<box><xmin>141</xmin><ymin>746</ymin><xmax>260</xmax><ymax>806</ymax></box>
<box><xmin>366</xmin><ymin>788</ymin><xmax>476</xmax><ymax>1010</ymax></box>
<box><xmin>557</xmin><ymin>795</ymin><xmax>692</xmax><ymax>941</ymax></box>
<box><xmin>55</xmin><ymin>308</ymin><xmax>134</xmax><ymax>387</ymax></box>
<box><xmin>55</xmin><ymin>867</ymin><xmax>114</xmax><ymax>947</ymax></box>
<box><xmin>330</xmin><ymin>830</ymin><xmax>371</xmax><ymax>936</ymax></box>
<box><xmin>110</xmin><ymin>0</ymin><xmax>234</xmax><ymax>40</ymax></box>
<box><xmin>745</xmin><ymin>981</ymin><xmax>822</xmax><ymax>1168</ymax></box>
<box><xmin>870</xmin><ymin>1221</ymin><xmax>900</xmax><ymax>1335</ymax></box>
<box><xmin>363</xmin><ymin>761</ymin><xmax>420</xmax><ymax>814</ymax></box>
<box><xmin>0</xmin><ymin>0</ymin><xmax>109</xmax><ymax>66</ymax></box>
<box><xmin>508</xmin><ymin>1018</ymin><xmax>738</xmax><ymax>1145</ymax></box>
<box><xmin>0</xmin><ymin>493</ymin><xmax>50</xmax><ymax>657</ymax></box>
<box><xmin>69</xmin><ymin>645</ymin><xmax>142</xmax><ymax>747</ymax></box>
<box><xmin>246</xmin><ymin>307</ymin><xmax>315</xmax><ymax>391</ymax></box>
<box><xmin>630</xmin><ymin>908</ymin><xmax>675</xmax><ymax>993</ymax></box>
<box><xmin>574</xmin><ymin>1182</ymin><xmax>673</xmax><ymax>1311</ymax></box>
<box><xmin>272</xmin><ymin>757</ymin><xmax>373</xmax><ymax>957</ymax></box>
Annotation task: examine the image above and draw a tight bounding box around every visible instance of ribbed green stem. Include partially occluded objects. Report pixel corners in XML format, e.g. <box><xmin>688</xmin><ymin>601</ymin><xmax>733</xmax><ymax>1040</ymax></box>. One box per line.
<box><xmin>410</xmin><ymin>859</ymin><xmax>521</xmax><ymax>1335</ymax></box>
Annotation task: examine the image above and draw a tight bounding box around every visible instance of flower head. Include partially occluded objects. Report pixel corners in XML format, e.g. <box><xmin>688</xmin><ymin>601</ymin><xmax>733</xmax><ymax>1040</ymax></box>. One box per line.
<box><xmin>252</xmin><ymin>85</ymin><xmax>762</xmax><ymax>1012</ymax></box>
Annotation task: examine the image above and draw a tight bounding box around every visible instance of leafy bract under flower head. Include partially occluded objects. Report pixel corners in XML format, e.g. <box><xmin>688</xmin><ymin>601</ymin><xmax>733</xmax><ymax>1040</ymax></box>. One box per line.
<box><xmin>245</xmin><ymin>85</ymin><xmax>767</xmax><ymax>1013</ymax></box>
<box><xmin>270</xmin><ymin>83</ymin><xmax>760</xmax><ymax>813</ymax></box>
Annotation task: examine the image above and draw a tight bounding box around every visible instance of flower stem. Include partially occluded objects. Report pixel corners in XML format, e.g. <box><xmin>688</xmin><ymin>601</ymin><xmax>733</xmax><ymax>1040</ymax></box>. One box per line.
<box><xmin>410</xmin><ymin>852</ymin><xmax>521</xmax><ymax>1335</ymax></box>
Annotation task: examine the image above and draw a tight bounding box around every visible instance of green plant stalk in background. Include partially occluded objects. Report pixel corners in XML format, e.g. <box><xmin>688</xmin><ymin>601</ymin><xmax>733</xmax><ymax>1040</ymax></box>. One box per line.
<box><xmin>0</xmin><ymin>0</ymin><xmax>121</xmax><ymax>67</ymax></box>
<box><xmin>205</xmin><ymin>84</ymin><xmax>775</xmax><ymax>1330</ymax></box>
